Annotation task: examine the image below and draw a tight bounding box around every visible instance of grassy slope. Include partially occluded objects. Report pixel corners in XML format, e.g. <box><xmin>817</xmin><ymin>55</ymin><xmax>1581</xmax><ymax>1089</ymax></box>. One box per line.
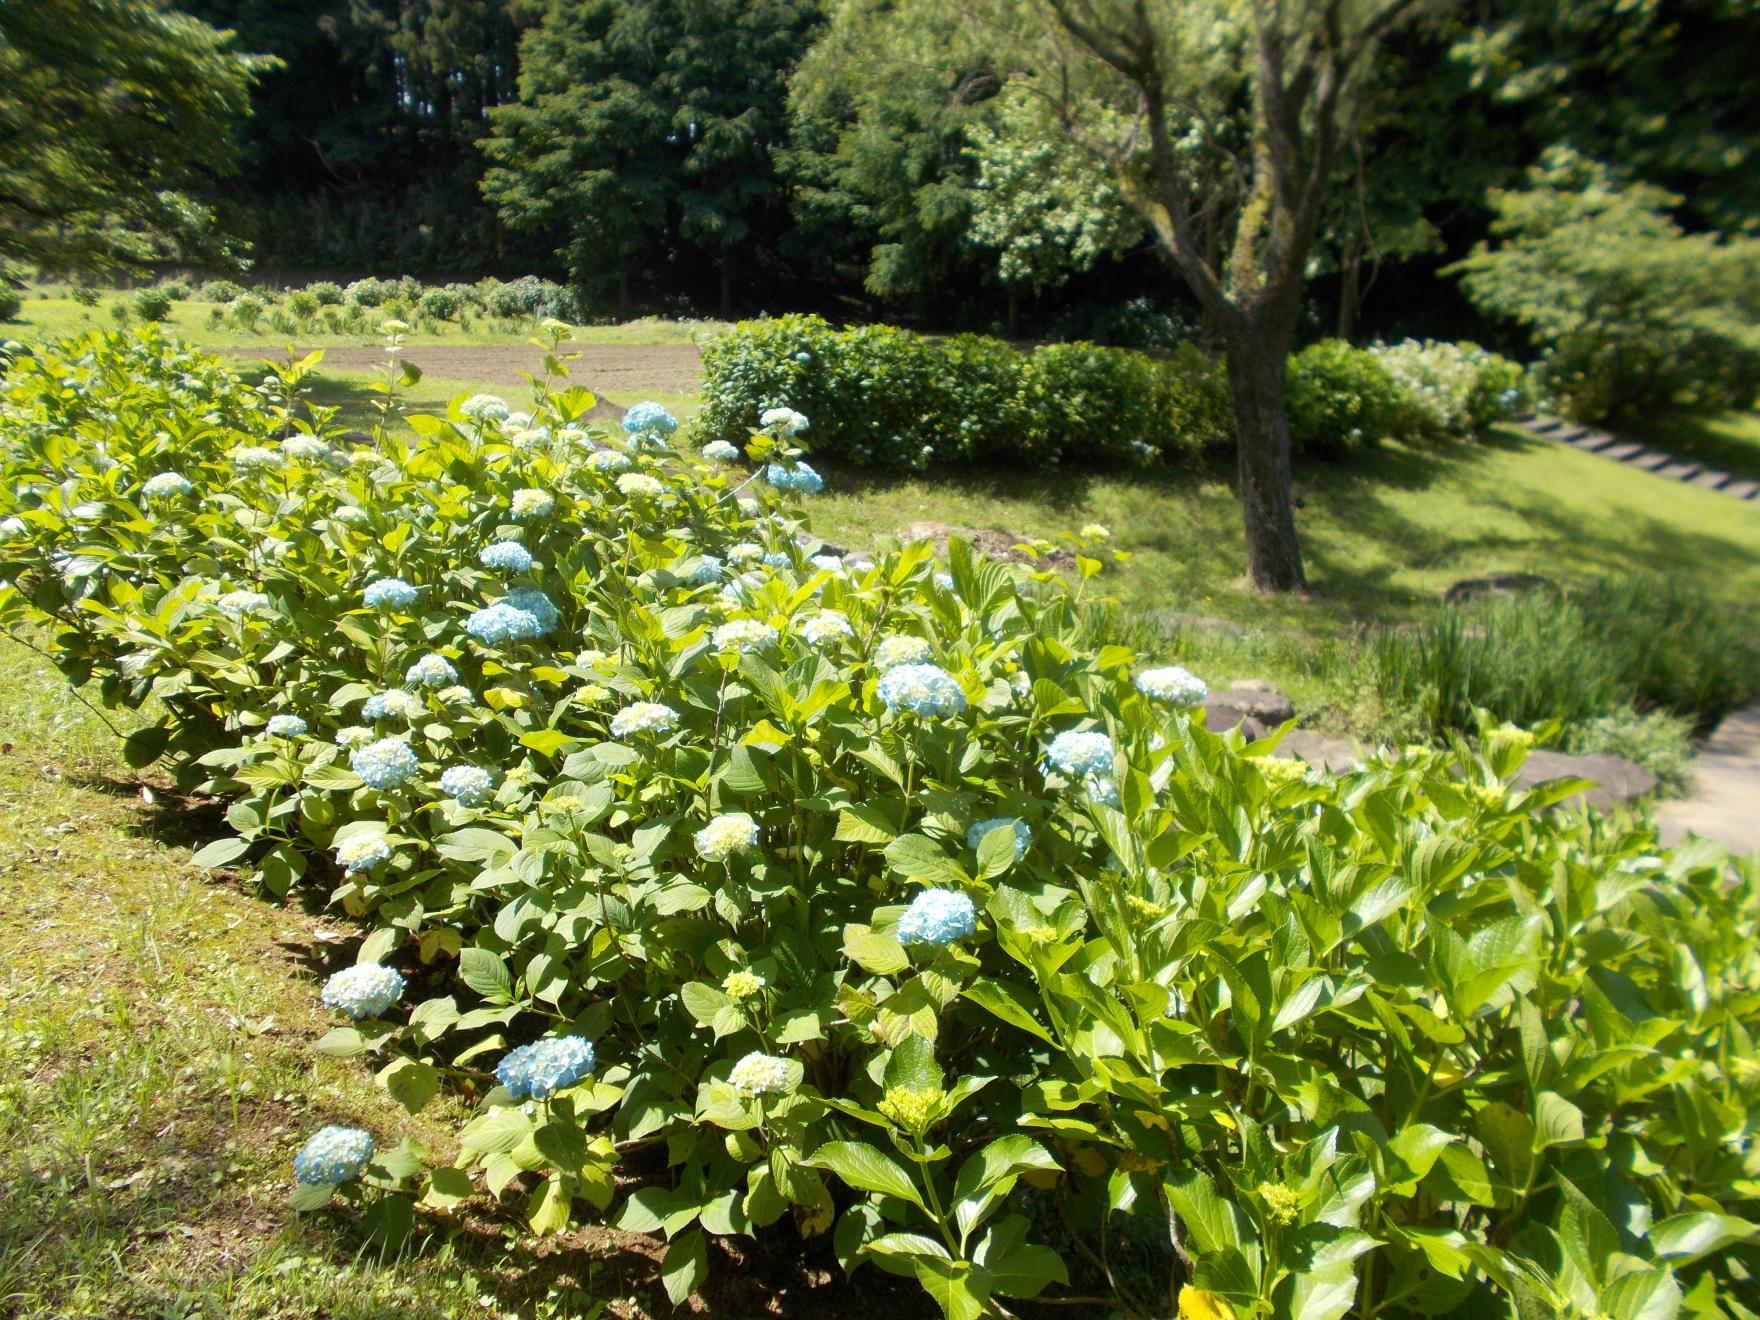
<box><xmin>6</xmin><ymin>290</ymin><xmax>726</xmax><ymax>350</ymax></box>
<box><xmin>1642</xmin><ymin>410</ymin><xmax>1760</xmax><ymax>483</ymax></box>
<box><xmin>0</xmin><ymin>637</ymin><xmax>656</xmax><ymax>1319</ymax></box>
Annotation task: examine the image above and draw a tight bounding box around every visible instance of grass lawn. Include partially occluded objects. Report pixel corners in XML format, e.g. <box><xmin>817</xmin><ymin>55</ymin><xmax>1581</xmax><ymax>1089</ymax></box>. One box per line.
<box><xmin>5</xmin><ymin>288</ymin><xmax>726</xmax><ymax>351</ymax></box>
<box><xmin>1642</xmin><ymin>410</ymin><xmax>1760</xmax><ymax>483</ymax></box>
<box><xmin>0</xmin><ymin>633</ymin><xmax>678</xmax><ymax>1318</ymax></box>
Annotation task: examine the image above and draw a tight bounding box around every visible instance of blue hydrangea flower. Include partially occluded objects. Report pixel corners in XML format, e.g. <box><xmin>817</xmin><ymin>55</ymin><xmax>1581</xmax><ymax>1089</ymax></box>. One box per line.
<box><xmin>1085</xmin><ymin>775</ymin><xmax>1121</xmax><ymax>807</ymax></box>
<box><xmin>351</xmin><ymin>738</ymin><xmax>419</xmax><ymax>789</ymax></box>
<box><xmin>405</xmin><ymin>654</ymin><xmax>458</xmax><ymax>688</ymax></box>
<box><xmin>967</xmin><ymin>817</ymin><xmax>1031</xmax><ymax>862</ymax></box>
<box><xmin>465</xmin><ymin>602</ymin><xmax>542</xmax><ymax>646</ymax></box>
<box><xmin>143</xmin><ymin>472</ymin><xmax>193</xmax><ymax>500</ymax></box>
<box><xmin>897</xmin><ymin>889</ymin><xmax>978</xmax><ymax>946</ymax></box>
<box><xmin>294</xmin><ymin>1126</ymin><xmax>374</xmax><ymax>1185</ymax></box>
<box><xmin>362</xmin><ymin>689</ymin><xmax>422</xmax><ymax>721</ymax></box>
<box><xmin>321</xmin><ymin>964</ymin><xmax>406</xmax><ymax>1018</ymax></box>
<box><xmin>1044</xmin><ymin>730</ymin><xmax>1114</xmax><ymax>779</ymax></box>
<box><xmin>506</xmin><ymin>588</ymin><xmax>560</xmax><ymax>634</ymax></box>
<box><xmin>440</xmin><ymin>765</ymin><xmax>495</xmax><ymax>806</ymax></box>
<box><xmin>622</xmin><ymin>401</ymin><xmax>678</xmax><ymax>438</ymax></box>
<box><xmin>588</xmin><ymin>449</ymin><xmax>631</xmax><ymax>473</ymax></box>
<box><xmin>363</xmin><ymin>577</ymin><xmax>418</xmax><ymax>611</ymax></box>
<box><xmin>1135</xmin><ymin>666</ymin><xmax>1208</xmax><ymax>707</ymax></box>
<box><xmin>701</xmin><ymin>440</ymin><xmax>740</xmax><ymax>464</ymax></box>
<box><xmin>877</xmin><ymin>664</ymin><xmax>966</xmax><ymax>718</ymax></box>
<box><xmin>764</xmin><ymin>462</ymin><xmax>824</xmax><ymax>495</ymax></box>
<box><xmin>497</xmin><ymin>1036</ymin><xmax>597</xmax><ymax>1100</ymax></box>
<box><xmin>684</xmin><ymin>555</ymin><xmax>723</xmax><ymax>585</ymax></box>
<box><xmin>480</xmin><ymin>541</ymin><xmax>534</xmax><ymax>574</ymax></box>
<box><xmin>265</xmin><ymin>714</ymin><xmax>308</xmax><ymax>738</ymax></box>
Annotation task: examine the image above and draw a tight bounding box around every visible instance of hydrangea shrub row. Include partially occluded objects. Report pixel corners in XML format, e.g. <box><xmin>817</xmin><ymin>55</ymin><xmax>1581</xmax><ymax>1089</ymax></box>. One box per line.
<box><xmin>2</xmin><ymin>327</ymin><xmax>1757</xmax><ymax>1318</ymax></box>
<box><xmin>699</xmin><ymin>314</ymin><xmax>1530</xmax><ymax>473</ymax></box>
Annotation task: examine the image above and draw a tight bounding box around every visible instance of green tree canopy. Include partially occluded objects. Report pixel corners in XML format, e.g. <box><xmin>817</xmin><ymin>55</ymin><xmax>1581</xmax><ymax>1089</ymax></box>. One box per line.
<box><xmin>0</xmin><ymin>0</ymin><xmax>266</xmax><ymax>276</ymax></box>
<box><xmin>483</xmin><ymin>0</ymin><xmax>823</xmax><ymax>312</ymax></box>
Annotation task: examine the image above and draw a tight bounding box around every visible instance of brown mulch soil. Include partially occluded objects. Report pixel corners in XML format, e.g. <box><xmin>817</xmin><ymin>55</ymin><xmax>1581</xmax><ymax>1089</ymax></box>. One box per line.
<box><xmin>231</xmin><ymin>342</ymin><xmax>705</xmax><ymax>400</ymax></box>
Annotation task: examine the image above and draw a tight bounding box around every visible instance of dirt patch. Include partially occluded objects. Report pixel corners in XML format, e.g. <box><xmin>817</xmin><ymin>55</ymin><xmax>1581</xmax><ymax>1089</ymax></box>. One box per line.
<box><xmin>231</xmin><ymin>342</ymin><xmax>704</xmax><ymax>401</ymax></box>
<box><xmin>904</xmin><ymin>521</ymin><xmax>1076</xmax><ymax>569</ymax></box>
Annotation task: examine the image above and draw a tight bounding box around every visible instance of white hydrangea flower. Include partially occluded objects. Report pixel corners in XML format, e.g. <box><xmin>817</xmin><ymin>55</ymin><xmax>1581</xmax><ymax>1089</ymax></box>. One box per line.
<box><xmin>616</xmin><ymin>473</ymin><xmax>665</xmax><ymax>498</ymax></box>
<box><xmin>798</xmin><ymin>611</ymin><xmax>853</xmax><ymax>646</ymax></box>
<box><xmin>510</xmin><ymin>488</ymin><xmax>554</xmax><ymax>520</ymax></box>
<box><xmin>610</xmin><ymin>702</ymin><xmax>678</xmax><ymax>739</ymax></box>
<box><xmin>874</xmin><ymin>634</ymin><xmax>933</xmax><ymax>670</ymax></box>
<box><xmin>728</xmin><ymin>1051</ymin><xmax>795</xmax><ymax>1096</ymax></box>
<box><xmin>712</xmin><ymin>619</ymin><xmax>779</xmax><ymax>654</ymax></box>
<box><xmin>695</xmin><ymin>812</ymin><xmax>759</xmax><ymax>862</ymax></box>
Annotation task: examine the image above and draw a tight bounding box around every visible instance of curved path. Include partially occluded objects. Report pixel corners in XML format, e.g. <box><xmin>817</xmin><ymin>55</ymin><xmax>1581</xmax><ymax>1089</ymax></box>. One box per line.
<box><xmin>1658</xmin><ymin>705</ymin><xmax>1760</xmax><ymax>855</ymax></box>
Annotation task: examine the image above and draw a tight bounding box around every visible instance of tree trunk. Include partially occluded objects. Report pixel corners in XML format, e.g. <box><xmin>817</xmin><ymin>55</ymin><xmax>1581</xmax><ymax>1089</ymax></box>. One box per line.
<box><xmin>1224</xmin><ymin>331</ymin><xmax>1308</xmax><ymax>593</ymax></box>
<box><xmin>1337</xmin><ymin>229</ymin><xmax>1363</xmax><ymax>341</ymax></box>
<box><xmin>1006</xmin><ymin>285</ymin><xmax>1020</xmax><ymax>338</ymax></box>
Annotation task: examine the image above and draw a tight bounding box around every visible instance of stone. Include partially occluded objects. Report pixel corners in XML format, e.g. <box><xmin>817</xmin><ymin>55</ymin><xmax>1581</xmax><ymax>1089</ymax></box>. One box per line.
<box><xmin>1204</xmin><ymin>706</ymin><xmax>1268</xmax><ymax>740</ymax></box>
<box><xmin>1511</xmin><ymin>749</ymin><xmax>1658</xmax><ymax>811</ymax></box>
<box><xmin>901</xmin><ymin>521</ymin><xmax>1073</xmax><ymax>568</ymax></box>
<box><xmin>1204</xmin><ymin>685</ymin><xmax>1295</xmax><ymax>729</ymax></box>
<box><xmin>1270</xmin><ymin>730</ymin><xmax>1360</xmax><ymax>773</ymax></box>
<box><xmin>1443</xmin><ymin>573</ymin><xmax>1557</xmax><ymax>606</ymax></box>
<box><xmin>337</xmin><ymin>429</ymin><xmax>375</xmax><ymax>448</ymax></box>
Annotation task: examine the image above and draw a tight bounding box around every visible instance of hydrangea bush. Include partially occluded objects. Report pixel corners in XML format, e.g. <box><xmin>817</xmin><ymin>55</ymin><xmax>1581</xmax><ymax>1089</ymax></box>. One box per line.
<box><xmin>2</xmin><ymin>326</ymin><xmax>1758</xmax><ymax>1318</ymax></box>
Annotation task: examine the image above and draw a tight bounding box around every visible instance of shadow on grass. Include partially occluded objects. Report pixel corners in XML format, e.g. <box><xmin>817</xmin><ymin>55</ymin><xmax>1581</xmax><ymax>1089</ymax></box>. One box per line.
<box><xmin>1638</xmin><ymin>410</ymin><xmax>1760</xmax><ymax>483</ymax></box>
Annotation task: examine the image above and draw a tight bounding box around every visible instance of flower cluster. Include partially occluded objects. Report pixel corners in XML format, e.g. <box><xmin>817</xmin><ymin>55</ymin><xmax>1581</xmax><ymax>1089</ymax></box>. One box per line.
<box><xmin>712</xmin><ymin>619</ymin><xmax>778</xmax><ymax>654</ymax></box>
<box><xmin>701</xmin><ymin>440</ymin><xmax>741</xmax><ymax>464</ymax></box>
<box><xmin>764</xmin><ymin>462</ymin><xmax>824</xmax><ymax>495</ymax></box>
<box><xmin>878</xmin><ymin>1087</ymin><xmax>943</xmax><ymax>1135</ymax></box>
<box><xmin>610</xmin><ymin>701</ymin><xmax>679</xmax><ymax>739</ymax></box>
<box><xmin>143</xmin><ymin>472</ymin><xmax>193</xmax><ymax>499</ymax></box>
<box><xmin>264</xmin><ymin>714</ymin><xmax>308</xmax><ymax>738</ymax></box>
<box><xmin>440</xmin><ymin>764</ymin><xmax>495</xmax><ymax>806</ymax></box>
<box><xmin>798</xmin><ymin>611</ymin><xmax>852</xmax><ymax>646</ymax></box>
<box><xmin>362</xmin><ymin>689</ymin><xmax>423</xmax><ymax>721</ymax></box>
<box><xmin>1044</xmin><ymin>730</ymin><xmax>1114</xmax><ymax>779</ymax></box>
<box><xmin>728</xmin><ymin>1052</ymin><xmax>794</xmax><ymax>1096</ymax></box>
<box><xmin>231</xmin><ymin>445</ymin><xmax>282</xmax><ymax>471</ymax></box>
<box><xmin>497</xmin><ymin>1036</ymin><xmax>596</xmax><ymax>1100</ymax></box>
<box><xmin>759</xmin><ymin>406</ymin><xmax>809</xmax><ymax>437</ymax></box>
<box><xmin>684</xmin><ymin>555</ymin><xmax>723</xmax><ymax>586</ymax></box>
<box><xmin>588</xmin><ymin>449</ymin><xmax>631</xmax><ymax>473</ymax></box>
<box><xmin>616</xmin><ymin>473</ymin><xmax>665</xmax><ymax>499</ymax></box>
<box><xmin>877</xmin><ymin>663</ymin><xmax>966</xmax><ymax>718</ymax></box>
<box><xmin>334</xmin><ymin>725</ymin><xmax>374</xmax><ymax>749</ymax></box>
<box><xmin>335</xmin><ymin>832</ymin><xmax>392</xmax><ymax>874</ymax></box>
<box><xmin>362</xmin><ymin>577</ymin><xmax>418</xmax><ymax>611</ymax></box>
<box><xmin>405</xmin><ymin>653</ymin><xmax>458</xmax><ymax>688</ymax></box>
<box><xmin>874</xmin><ymin>634</ymin><xmax>933</xmax><ymax>670</ymax></box>
<box><xmin>461</xmin><ymin>394</ymin><xmax>510</xmax><ymax>423</ymax></box>
<box><xmin>1135</xmin><ymin>665</ymin><xmax>1208</xmax><ymax>707</ymax></box>
<box><xmin>967</xmin><ymin>817</ymin><xmax>1031</xmax><ymax>862</ymax></box>
<box><xmin>723</xmin><ymin>970</ymin><xmax>765</xmax><ymax>999</ymax></box>
<box><xmin>321</xmin><ymin>963</ymin><xmax>406</xmax><ymax>1019</ymax></box>
<box><xmin>505</xmin><ymin>588</ymin><xmax>559</xmax><ymax>634</ymax></box>
<box><xmin>510</xmin><ymin>488</ymin><xmax>554</xmax><ymax>520</ymax></box>
<box><xmin>695</xmin><ymin>812</ymin><xmax>760</xmax><ymax>863</ymax></box>
<box><xmin>480</xmin><ymin>541</ymin><xmax>534</xmax><ymax>573</ymax></box>
<box><xmin>294</xmin><ymin>1126</ymin><xmax>375</xmax><ymax>1185</ymax></box>
<box><xmin>622</xmin><ymin>401</ymin><xmax>678</xmax><ymax>441</ymax></box>
<box><xmin>217</xmin><ymin>589</ymin><xmax>272</xmax><ymax>619</ymax></box>
<box><xmin>465</xmin><ymin>602</ymin><xmax>541</xmax><ymax>646</ymax></box>
<box><xmin>350</xmin><ymin>737</ymin><xmax>419</xmax><ymax>789</ymax></box>
<box><xmin>897</xmin><ymin>888</ymin><xmax>978</xmax><ymax>946</ymax></box>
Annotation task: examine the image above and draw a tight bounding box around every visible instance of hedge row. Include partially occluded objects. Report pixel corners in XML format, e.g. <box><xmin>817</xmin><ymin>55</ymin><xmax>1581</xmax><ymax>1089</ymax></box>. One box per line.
<box><xmin>698</xmin><ymin>314</ymin><xmax>1528</xmax><ymax>472</ymax></box>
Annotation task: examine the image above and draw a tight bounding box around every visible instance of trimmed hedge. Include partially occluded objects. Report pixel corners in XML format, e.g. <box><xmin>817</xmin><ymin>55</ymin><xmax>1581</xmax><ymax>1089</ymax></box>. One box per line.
<box><xmin>700</xmin><ymin>315</ymin><xmax>1524</xmax><ymax>472</ymax></box>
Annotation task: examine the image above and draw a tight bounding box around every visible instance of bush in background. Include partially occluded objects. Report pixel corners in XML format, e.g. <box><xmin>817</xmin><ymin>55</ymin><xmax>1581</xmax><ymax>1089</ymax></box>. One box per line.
<box><xmin>70</xmin><ymin>287</ymin><xmax>102</xmax><ymax>308</ymax></box>
<box><xmin>157</xmin><ymin>279</ymin><xmax>192</xmax><ymax>302</ymax></box>
<box><xmin>199</xmin><ymin>279</ymin><xmax>244</xmax><ymax>304</ymax></box>
<box><xmin>417</xmin><ymin>286</ymin><xmax>463</xmax><ymax>321</ymax></box>
<box><xmin>1371</xmin><ymin>339</ymin><xmax>1530</xmax><ymax>439</ymax></box>
<box><xmin>1285</xmin><ymin>339</ymin><xmax>1411</xmax><ymax>457</ymax></box>
<box><xmin>130</xmin><ymin>288</ymin><xmax>174</xmax><ymax>323</ymax></box>
<box><xmin>0</xmin><ymin>286</ymin><xmax>19</xmax><ymax>322</ymax></box>
<box><xmin>1454</xmin><ymin>149</ymin><xmax>1760</xmax><ymax>423</ymax></box>
<box><xmin>344</xmin><ymin>278</ymin><xmax>391</xmax><ymax>308</ymax></box>
<box><xmin>308</xmin><ymin>281</ymin><xmax>345</xmax><ymax>306</ymax></box>
<box><xmin>286</xmin><ymin>289</ymin><xmax>321</xmax><ymax>320</ymax></box>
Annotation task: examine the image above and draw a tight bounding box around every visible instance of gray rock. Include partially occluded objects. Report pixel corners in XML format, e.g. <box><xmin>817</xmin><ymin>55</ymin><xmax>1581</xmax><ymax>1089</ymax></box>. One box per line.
<box><xmin>1512</xmin><ymin>750</ymin><xmax>1658</xmax><ymax>810</ymax></box>
<box><xmin>1204</xmin><ymin>686</ymin><xmax>1296</xmax><ymax>725</ymax></box>
<box><xmin>1271</xmin><ymin>730</ymin><xmax>1360</xmax><ymax>773</ymax></box>
<box><xmin>1444</xmin><ymin>573</ymin><xmax>1557</xmax><ymax>606</ymax></box>
<box><xmin>1205</xmin><ymin>706</ymin><xmax>1269</xmax><ymax>740</ymax></box>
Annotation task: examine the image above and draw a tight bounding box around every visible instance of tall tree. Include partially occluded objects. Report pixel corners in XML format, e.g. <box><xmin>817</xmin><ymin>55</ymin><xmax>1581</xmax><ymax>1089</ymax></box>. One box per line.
<box><xmin>0</xmin><ymin>0</ymin><xmax>265</xmax><ymax>276</ymax></box>
<box><xmin>1010</xmin><ymin>0</ymin><xmax>1422</xmax><ymax>592</ymax></box>
<box><xmin>484</xmin><ymin>0</ymin><xmax>823</xmax><ymax>314</ymax></box>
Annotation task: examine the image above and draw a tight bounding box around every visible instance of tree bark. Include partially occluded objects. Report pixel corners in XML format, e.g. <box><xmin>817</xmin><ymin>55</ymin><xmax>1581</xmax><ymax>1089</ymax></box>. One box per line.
<box><xmin>1337</xmin><ymin>227</ymin><xmax>1363</xmax><ymax>341</ymax></box>
<box><xmin>1223</xmin><ymin>327</ymin><xmax>1307</xmax><ymax>593</ymax></box>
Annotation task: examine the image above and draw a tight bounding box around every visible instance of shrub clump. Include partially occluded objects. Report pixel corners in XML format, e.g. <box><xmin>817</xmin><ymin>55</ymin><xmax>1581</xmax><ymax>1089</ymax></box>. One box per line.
<box><xmin>157</xmin><ymin>279</ymin><xmax>191</xmax><ymax>302</ymax></box>
<box><xmin>199</xmin><ymin>279</ymin><xmax>245</xmax><ymax>304</ymax></box>
<box><xmin>1372</xmin><ymin>339</ymin><xmax>1530</xmax><ymax>438</ymax></box>
<box><xmin>130</xmin><ymin>288</ymin><xmax>174</xmax><ymax>323</ymax></box>
<box><xmin>1284</xmin><ymin>339</ymin><xmax>1412</xmax><ymax>457</ymax></box>
<box><xmin>307</xmin><ymin>280</ymin><xmax>345</xmax><ymax>306</ymax></box>
<box><xmin>2</xmin><ymin>326</ymin><xmax>1755</xmax><ymax>1319</ymax></box>
<box><xmin>417</xmin><ymin>286</ymin><xmax>463</xmax><ymax>321</ymax></box>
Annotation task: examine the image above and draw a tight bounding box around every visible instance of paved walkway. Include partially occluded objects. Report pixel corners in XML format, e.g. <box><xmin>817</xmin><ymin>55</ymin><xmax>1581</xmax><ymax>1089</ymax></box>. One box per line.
<box><xmin>1658</xmin><ymin>705</ymin><xmax>1760</xmax><ymax>856</ymax></box>
<box><xmin>1518</xmin><ymin>414</ymin><xmax>1759</xmax><ymax>502</ymax></box>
